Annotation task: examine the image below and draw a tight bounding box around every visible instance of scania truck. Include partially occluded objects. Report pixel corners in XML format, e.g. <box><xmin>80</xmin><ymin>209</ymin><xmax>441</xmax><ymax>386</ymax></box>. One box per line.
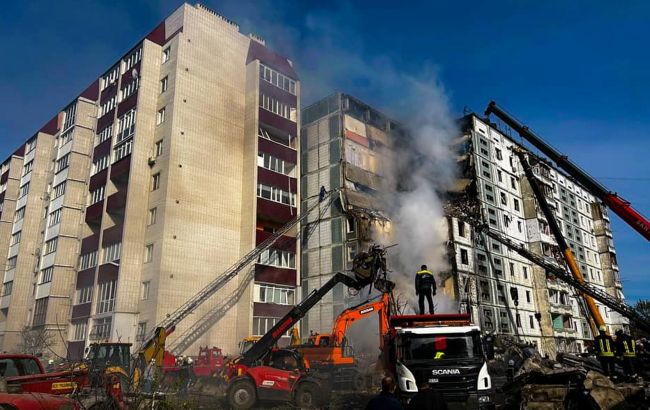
<box><xmin>383</xmin><ymin>314</ymin><xmax>494</xmax><ymax>410</ymax></box>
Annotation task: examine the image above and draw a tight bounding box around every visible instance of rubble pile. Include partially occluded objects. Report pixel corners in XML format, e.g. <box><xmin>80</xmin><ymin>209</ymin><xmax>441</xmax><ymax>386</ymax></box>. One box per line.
<box><xmin>490</xmin><ymin>336</ymin><xmax>647</xmax><ymax>409</ymax></box>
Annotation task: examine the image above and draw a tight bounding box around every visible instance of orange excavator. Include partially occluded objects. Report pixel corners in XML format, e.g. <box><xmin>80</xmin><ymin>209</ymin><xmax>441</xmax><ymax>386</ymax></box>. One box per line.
<box><xmin>292</xmin><ymin>292</ymin><xmax>391</xmax><ymax>390</ymax></box>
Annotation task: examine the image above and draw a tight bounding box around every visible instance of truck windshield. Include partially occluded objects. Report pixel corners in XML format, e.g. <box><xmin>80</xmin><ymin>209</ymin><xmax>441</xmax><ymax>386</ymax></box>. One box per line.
<box><xmin>398</xmin><ymin>332</ymin><xmax>482</xmax><ymax>361</ymax></box>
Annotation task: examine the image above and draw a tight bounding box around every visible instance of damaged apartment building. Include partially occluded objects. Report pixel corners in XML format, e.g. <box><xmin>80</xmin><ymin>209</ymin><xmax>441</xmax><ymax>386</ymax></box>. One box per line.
<box><xmin>300</xmin><ymin>93</ymin><xmax>400</xmax><ymax>333</ymax></box>
<box><xmin>447</xmin><ymin>113</ymin><xmax>627</xmax><ymax>358</ymax></box>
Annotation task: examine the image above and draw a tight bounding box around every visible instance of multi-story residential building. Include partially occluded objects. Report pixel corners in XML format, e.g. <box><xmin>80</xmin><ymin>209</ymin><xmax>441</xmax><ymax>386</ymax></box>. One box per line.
<box><xmin>300</xmin><ymin>93</ymin><xmax>399</xmax><ymax>334</ymax></box>
<box><xmin>0</xmin><ymin>3</ymin><xmax>300</xmax><ymax>359</ymax></box>
<box><xmin>450</xmin><ymin>113</ymin><xmax>627</xmax><ymax>358</ymax></box>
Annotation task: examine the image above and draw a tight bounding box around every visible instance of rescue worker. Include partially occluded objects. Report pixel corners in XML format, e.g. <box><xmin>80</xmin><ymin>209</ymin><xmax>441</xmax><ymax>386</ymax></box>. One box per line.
<box><xmin>365</xmin><ymin>376</ymin><xmax>403</xmax><ymax>410</ymax></box>
<box><xmin>595</xmin><ymin>325</ymin><xmax>616</xmax><ymax>377</ymax></box>
<box><xmin>415</xmin><ymin>265</ymin><xmax>435</xmax><ymax>315</ymax></box>
<box><xmin>615</xmin><ymin>329</ymin><xmax>637</xmax><ymax>378</ymax></box>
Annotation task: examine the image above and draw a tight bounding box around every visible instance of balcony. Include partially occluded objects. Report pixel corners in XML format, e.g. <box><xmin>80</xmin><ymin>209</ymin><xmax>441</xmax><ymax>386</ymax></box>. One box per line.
<box><xmin>257</xmin><ymin>198</ymin><xmax>297</xmax><ymax>225</ymax></box>
<box><xmin>256</xmin><ymin>230</ymin><xmax>296</xmax><ymax>252</ymax></box>
<box><xmin>253</xmin><ymin>302</ymin><xmax>293</xmax><ymax>318</ymax></box>
<box><xmin>71</xmin><ymin>303</ymin><xmax>91</xmax><ymax>319</ymax></box>
<box><xmin>106</xmin><ymin>189</ymin><xmax>127</xmax><ymax>215</ymax></box>
<box><xmin>110</xmin><ymin>156</ymin><xmax>131</xmax><ymax>184</ymax></box>
<box><xmin>85</xmin><ymin>201</ymin><xmax>103</xmax><ymax>226</ymax></box>
<box><xmin>255</xmin><ymin>264</ymin><xmax>296</xmax><ymax>286</ymax></box>
<box><xmin>259</xmin><ymin>108</ymin><xmax>297</xmax><ymax>137</ymax></box>
<box><xmin>257</xmin><ymin>168</ymin><xmax>297</xmax><ymax>194</ymax></box>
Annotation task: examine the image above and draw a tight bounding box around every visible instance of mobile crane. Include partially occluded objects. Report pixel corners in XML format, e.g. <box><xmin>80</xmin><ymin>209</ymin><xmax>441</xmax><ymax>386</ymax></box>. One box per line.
<box><xmin>225</xmin><ymin>246</ymin><xmax>394</xmax><ymax>409</ymax></box>
<box><xmin>485</xmin><ymin>101</ymin><xmax>650</xmax><ymax>242</ymax></box>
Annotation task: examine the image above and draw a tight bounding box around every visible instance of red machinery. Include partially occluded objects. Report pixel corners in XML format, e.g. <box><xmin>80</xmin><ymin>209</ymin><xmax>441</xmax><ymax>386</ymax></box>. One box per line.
<box><xmin>485</xmin><ymin>101</ymin><xmax>650</xmax><ymax>241</ymax></box>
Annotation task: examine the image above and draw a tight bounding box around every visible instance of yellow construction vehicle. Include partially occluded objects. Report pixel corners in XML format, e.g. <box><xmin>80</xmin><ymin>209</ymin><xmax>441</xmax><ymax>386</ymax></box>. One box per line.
<box><xmin>238</xmin><ymin>328</ymin><xmax>300</xmax><ymax>355</ymax></box>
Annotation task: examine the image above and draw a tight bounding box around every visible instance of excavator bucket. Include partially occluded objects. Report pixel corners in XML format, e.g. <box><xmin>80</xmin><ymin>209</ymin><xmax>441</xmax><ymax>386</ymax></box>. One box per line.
<box><xmin>351</xmin><ymin>245</ymin><xmax>389</xmax><ymax>288</ymax></box>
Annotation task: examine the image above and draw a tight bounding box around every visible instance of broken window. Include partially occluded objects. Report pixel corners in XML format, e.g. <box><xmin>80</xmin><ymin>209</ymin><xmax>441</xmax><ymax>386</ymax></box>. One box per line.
<box><xmin>458</xmin><ymin>220</ymin><xmax>466</xmax><ymax>238</ymax></box>
<box><xmin>460</xmin><ymin>249</ymin><xmax>469</xmax><ymax>265</ymax></box>
<box><xmin>480</xmin><ymin>280</ymin><xmax>491</xmax><ymax>302</ymax></box>
<box><xmin>495</xmin><ymin>148</ymin><xmax>503</xmax><ymax>161</ymax></box>
<box><xmin>497</xmin><ymin>285</ymin><xmax>506</xmax><ymax>303</ymax></box>
<box><xmin>483</xmin><ymin>308</ymin><xmax>495</xmax><ymax>332</ymax></box>
<box><xmin>513</xmin><ymin>198</ymin><xmax>520</xmax><ymax>212</ymax></box>
<box><xmin>499</xmin><ymin>310</ymin><xmax>510</xmax><ymax>333</ymax></box>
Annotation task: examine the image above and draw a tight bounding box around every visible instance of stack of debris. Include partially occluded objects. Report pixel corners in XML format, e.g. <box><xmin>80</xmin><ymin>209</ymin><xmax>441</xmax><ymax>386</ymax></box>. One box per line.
<box><xmin>491</xmin><ymin>336</ymin><xmax>647</xmax><ymax>409</ymax></box>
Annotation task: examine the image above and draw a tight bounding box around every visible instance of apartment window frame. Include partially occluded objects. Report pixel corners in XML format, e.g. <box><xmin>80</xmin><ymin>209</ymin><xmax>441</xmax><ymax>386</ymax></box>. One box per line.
<box><xmin>79</xmin><ymin>251</ymin><xmax>98</xmax><ymax>271</ymax></box>
<box><xmin>32</xmin><ymin>298</ymin><xmax>48</xmax><ymax>326</ymax></box>
<box><xmin>154</xmin><ymin>140</ymin><xmax>163</xmax><ymax>157</ymax></box>
<box><xmin>72</xmin><ymin>321</ymin><xmax>88</xmax><ymax>341</ymax></box>
<box><xmin>40</xmin><ymin>266</ymin><xmax>54</xmax><ymax>284</ymax></box>
<box><xmin>22</xmin><ymin>160</ymin><xmax>33</xmax><ymax>176</ymax></box>
<box><xmin>14</xmin><ymin>207</ymin><xmax>26</xmax><ymax>222</ymax></box>
<box><xmin>256</xmin><ymin>183</ymin><xmax>296</xmax><ymax>207</ymax></box>
<box><xmin>55</xmin><ymin>154</ymin><xmax>70</xmax><ymax>173</ymax></box>
<box><xmin>258</xmin><ymin>248</ymin><xmax>296</xmax><ymax>269</ymax></box>
<box><xmin>259</xmin><ymin>63</ymin><xmax>297</xmax><ymax>95</ymax></box>
<box><xmin>19</xmin><ymin>182</ymin><xmax>30</xmax><ymax>198</ymax></box>
<box><xmin>6</xmin><ymin>256</ymin><xmax>17</xmax><ymax>271</ymax></box>
<box><xmin>97</xmin><ymin>124</ymin><xmax>113</xmax><ymax>146</ymax></box>
<box><xmin>160</xmin><ymin>76</ymin><xmax>168</xmax><ymax>93</ymax></box>
<box><xmin>144</xmin><ymin>243</ymin><xmax>154</xmax><ymax>263</ymax></box>
<box><xmin>116</xmin><ymin>109</ymin><xmax>136</xmax><ymax>144</ymax></box>
<box><xmin>10</xmin><ymin>231</ymin><xmax>21</xmax><ymax>246</ymax></box>
<box><xmin>99</xmin><ymin>96</ymin><xmax>116</xmax><ymax>117</ymax></box>
<box><xmin>89</xmin><ymin>186</ymin><xmax>105</xmax><ymax>205</ymax></box>
<box><xmin>162</xmin><ymin>47</ymin><xmax>171</xmax><ymax>63</ymax></box>
<box><xmin>91</xmin><ymin>317</ymin><xmax>112</xmax><ymax>340</ymax></box>
<box><xmin>113</xmin><ymin>139</ymin><xmax>133</xmax><ymax>163</ymax></box>
<box><xmin>147</xmin><ymin>207</ymin><xmax>157</xmax><ymax>226</ymax></box>
<box><xmin>151</xmin><ymin>173</ymin><xmax>161</xmax><ymax>191</ymax></box>
<box><xmin>122</xmin><ymin>47</ymin><xmax>142</xmax><ymax>73</ymax></box>
<box><xmin>92</xmin><ymin>155</ymin><xmax>110</xmax><ymax>175</ymax></box>
<box><xmin>119</xmin><ymin>77</ymin><xmax>139</xmax><ymax>101</ymax></box>
<box><xmin>76</xmin><ymin>286</ymin><xmax>93</xmax><ymax>304</ymax></box>
<box><xmin>97</xmin><ymin>280</ymin><xmax>116</xmax><ymax>314</ymax></box>
<box><xmin>48</xmin><ymin>209</ymin><xmax>62</xmax><ymax>227</ymax></box>
<box><xmin>44</xmin><ymin>237</ymin><xmax>58</xmax><ymax>254</ymax></box>
<box><xmin>259</xmin><ymin>93</ymin><xmax>297</xmax><ymax>122</ymax></box>
<box><xmin>141</xmin><ymin>281</ymin><xmax>150</xmax><ymax>300</ymax></box>
<box><xmin>254</xmin><ymin>283</ymin><xmax>295</xmax><ymax>305</ymax></box>
<box><xmin>257</xmin><ymin>152</ymin><xmax>296</xmax><ymax>177</ymax></box>
<box><xmin>53</xmin><ymin>182</ymin><xmax>66</xmax><ymax>199</ymax></box>
<box><xmin>2</xmin><ymin>281</ymin><xmax>13</xmax><ymax>296</ymax></box>
<box><xmin>136</xmin><ymin>322</ymin><xmax>147</xmax><ymax>341</ymax></box>
<box><xmin>156</xmin><ymin>107</ymin><xmax>166</xmax><ymax>125</ymax></box>
<box><xmin>101</xmin><ymin>66</ymin><xmax>119</xmax><ymax>91</ymax></box>
<box><xmin>102</xmin><ymin>242</ymin><xmax>122</xmax><ymax>264</ymax></box>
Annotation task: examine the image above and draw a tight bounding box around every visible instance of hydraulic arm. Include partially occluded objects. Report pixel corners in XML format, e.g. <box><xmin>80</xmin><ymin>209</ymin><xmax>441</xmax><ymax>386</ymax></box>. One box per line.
<box><xmin>513</xmin><ymin>148</ymin><xmax>605</xmax><ymax>332</ymax></box>
<box><xmin>241</xmin><ymin>273</ymin><xmax>367</xmax><ymax>366</ymax></box>
<box><xmin>486</xmin><ymin>101</ymin><xmax>650</xmax><ymax>241</ymax></box>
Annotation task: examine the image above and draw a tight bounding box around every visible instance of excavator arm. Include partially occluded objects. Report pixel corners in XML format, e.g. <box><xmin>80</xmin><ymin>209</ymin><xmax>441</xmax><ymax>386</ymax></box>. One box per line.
<box><xmin>329</xmin><ymin>292</ymin><xmax>391</xmax><ymax>349</ymax></box>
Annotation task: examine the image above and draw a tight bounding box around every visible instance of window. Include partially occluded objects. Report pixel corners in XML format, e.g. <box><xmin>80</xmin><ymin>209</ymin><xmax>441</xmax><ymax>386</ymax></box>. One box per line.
<box><xmin>254</xmin><ymin>283</ymin><xmax>295</xmax><ymax>305</ymax></box>
<box><xmin>346</xmin><ymin>216</ymin><xmax>356</xmax><ymax>234</ymax></box>
<box><xmin>53</xmin><ymin>182</ymin><xmax>66</xmax><ymax>199</ymax></box>
<box><xmin>460</xmin><ymin>249</ymin><xmax>469</xmax><ymax>265</ymax></box>
<box><xmin>101</xmin><ymin>66</ymin><xmax>119</xmax><ymax>90</ymax></box>
<box><xmin>6</xmin><ymin>256</ymin><xmax>17</xmax><ymax>271</ymax></box>
<box><xmin>79</xmin><ymin>251</ymin><xmax>98</xmax><ymax>271</ymax></box>
<box><xmin>3</xmin><ymin>281</ymin><xmax>12</xmax><ymax>296</ymax></box>
<box><xmin>144</xmin><ymin>244</ymin><xmax>154</xmax><ymax>263</ymax></box>
<box><xmin>509</xmin><ymin>262</ymin><xmax>515</xmax><ymax>276</ymax></box>
<box><xmin>59</xmin><ymin>129</ymin><xmax>74</xmax><ymax>147</ymax></box>
<box><xmin>162</xmin><ymin>47</ymin><xmax>170</xmax><ymax>63</ymax></box>
<box><xmin>33</xmin><ymin>298</ymin><xmax>48</xmax><ymax>326</ymax></box>
<box><xmin>500</xmin><ymin>192</ymin><xmax>507</xmax><ymax>205</ymax></box>
<box><xmin>141</xmin><ymin>281</ymin><xmax>150</xmax><ymax>300</ymax></box>
<box><xmin>44</xmin><ymin>237</ymin><xmax>58</xmax><ymax>254</ymax></box>
<box><xmin>156</xmin><ymin>107</ymin><xmax>166</xmax><ymax>125</ymax></box>
<box><xmin>257</xmin><ymin>152</ymin><xmax>296</xmax><ymax>177</ymax></box>
<box><xmin>89</xmin><ymin>186</ymin><xmax>105</xmax><ymax>205</ymax></box>
<box><xmin>56</xmin><ymin>154</ymin><xmax>70</xmax><ymax>173</ymax></box>
<box><xmin>252</xmin><ymin>317</ymin><xmax>291</xmax><ymax>337</ymax></box>
<box><xmin>511</xmin><ymin>177</ymin><xmax>517</xmax><ymax>190</ymax></box>
<box><xmin>19</xmin><ymin>182</ymin><xmax>30</xmax><ymax>198</ymax></box>
<box><xmin>516</xmin><ymin>313</ymin><xmax>521</xmax><ymax>328</ymax></box>
<box><xmin>97</xmin><ymin>124</ymin><xmax>113</xmax><ymax>145</ymax></box>
<box><xmin>160</xmin><ymin>76</ymin><xmax>168</xmax><ymax>93</ymax></box>
<box><xmin>92</xmin><ymin>155</ymin><xmax>109</xmax><ymax>174</ymax></box>
<box><xmin>258</xmin><ymin>126</ymin><xmax>296</xmax><ymax>149</ymax></box>
<box><xmin>77</xmin><ymin>286</ymin><xmax>93</xmax><ymax>304</ymax></box>
<box><xmin>97</xmin><ymin>280</ymin><xmax>116</xmax><ymax>314</ymax></box>
<box><xmin>513</xmin><ymin>198</ymin><xmax>520</xmax><ymax>212</ymax></box>
<box><xmin>48</xmin><ymin>209</ymin><xmax>62</xmax><ymax>226</ymax></box>
<box><xmin>10</xmin><ymin>231</ymin><xmax>21</xmax><ymax>246</ymax></box>
<box><xmin>151</xmin><ymin>173</ymin><xmax>161</xmax><ymax>191</ymax></box>
<box><xmin>257</xmin><ymin>183</ymin><xmax>296</xmax><ymax>207</ymax></box>
<box><xmin>260</xmin><ymin>94</ymin><xmax>297</xmax><ymax>122</ymax></box>
<box><xmin>479</xmin><ymin>280</ymin><xmax>491</xmax><ymax>302</ymax></box>
<box><xmin>497</xmin><ymin>170</ymin><xmax>503</xmax><ymax>182</ymax></box>
<box><xmin>14</xmin><ymin>207</ymin><xmax>25</xmax><ymax>222</ymax></box>
<box><xmin>123</xmin><ymin>47</ymin><xmax>141</xmax><ymax>72</ymax></box>
<box><xmin>526</xmin><ymin>290</ymin><xmax>531</xmax><ymax>303</ymax></box>
<box><xmin>258</xmin><ymin>248</ymin><xmax>296</xmax><ymax>269</ymax></box>
<box><xmin>495</xmin><ymin>148</ymin><xmax>503</xmax><ymax>161</ymax></box>
<box><xmin>22</xmin><ymin>161</ymin><xmax>33</xmax><ymax>176</ymax></box>
<box><xmin>116</xmin><ymin>109</ymin><xmax>136</xmax><ymax>143</ymax></box>
<box><xmin>529</xmin><ymin>315</ymin><xmax>535</xmax><ymax>329</ymax></box>
<box><xmin>72</xmin><ymin>321</ymin><xmax>87</xmax><ymax>341</ymax></box>
<box><xmin>99</xmin><ymin>96</ymin><xmax>116</xmax><ymax>117</ymax></box>
<box><xmin>155</xmin><ymin>140</ymin><xmax>163</xmax><ymax>157</ymax></box>
<box><xmin>136</xmin><ymin>322</ymin><xmax>147</xmax><ymax>341</ymax></box>
<box><xmin>102</xmin><ymin>242</ymin><xmax>121</xmax><ymax>264</ymax></box>
<box><xmin>458</xmin><ymin>220</ymin><xmax>466</xmax><ymax>238</ymax></box>
<box><xmin>113</xmin><ymin>139</ymin><xmax>133</xmax><ymax>162</ymax></box>
<box><xmin>119</xmin><ymin>77</ymin><xmax>139</xmax><ymax>101</ymax></box>
<box><xmin>40</xmin><ymin>266</ymin><xmax>53</xmax><ymax>284</ymax></box>
<box><xmin>147</xmin><ymin>208</ymin><xmax>157</xmax><ymax>226</ymax></box>
<box><xmin>259</xmin><ymin>63</ymin><xmax>297</xmax><ymax>95</ymax></box>
<box><xmin>523</xmin><ymin>266</ymin><xmax>528</xmax><ymax>279</ymax></box>
<box><xmin>91</xmin><ymin>317</ymin><xmax>112</xmax><ymax>340</ymax></box>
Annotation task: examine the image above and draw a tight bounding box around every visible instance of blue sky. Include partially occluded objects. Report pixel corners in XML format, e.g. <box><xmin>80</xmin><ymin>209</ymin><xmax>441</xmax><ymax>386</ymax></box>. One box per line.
<box><xmin>0</xmin><ymin>1</ymin><xmax>648</xmax><ymax>301</ymax></box>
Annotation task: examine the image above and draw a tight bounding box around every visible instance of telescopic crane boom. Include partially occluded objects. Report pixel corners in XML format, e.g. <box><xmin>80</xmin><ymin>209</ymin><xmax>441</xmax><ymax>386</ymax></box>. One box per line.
<box><xmin>485</xmin><ymin>101</ymin><xmax>650</xmax><ymax>242</ymax></box>
<box><xmin>513</xmin><ymin>148</ymin><xmax>605</xmax><ymax>332</ymax></box>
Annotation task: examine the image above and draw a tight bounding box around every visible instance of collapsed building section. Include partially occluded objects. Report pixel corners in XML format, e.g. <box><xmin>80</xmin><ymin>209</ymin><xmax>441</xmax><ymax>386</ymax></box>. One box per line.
<box><xmin>300</xmin><ymin>93</ymin><xmax>401</xmax><ymax>333</ymax></box>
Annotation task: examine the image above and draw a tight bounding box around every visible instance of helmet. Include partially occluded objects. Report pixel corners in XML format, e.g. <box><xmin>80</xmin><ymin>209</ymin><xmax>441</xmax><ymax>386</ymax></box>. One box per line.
<box><xmin>599</xmin><ymin>325</ymin><xmax>607</xmax><ymax>332</ymax></box>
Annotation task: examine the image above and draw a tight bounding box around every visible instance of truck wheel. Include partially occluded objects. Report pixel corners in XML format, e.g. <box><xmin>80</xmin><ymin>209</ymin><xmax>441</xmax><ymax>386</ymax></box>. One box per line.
<box><xmin>295</xmin><ymin>382</ymin><xmax>320</xmax><ymax>409</ymax></box>
<box><xmin>228</xmin><ymin>380</ymin><xmax>257</xmax><ymax>410</ymax></box>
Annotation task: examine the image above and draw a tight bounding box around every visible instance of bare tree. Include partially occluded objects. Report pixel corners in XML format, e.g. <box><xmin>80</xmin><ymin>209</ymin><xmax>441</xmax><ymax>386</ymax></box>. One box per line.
<box><xmin>17</xmin><ymin>326</ymin><xmax>54</xmax><ymax>356</ymax></box>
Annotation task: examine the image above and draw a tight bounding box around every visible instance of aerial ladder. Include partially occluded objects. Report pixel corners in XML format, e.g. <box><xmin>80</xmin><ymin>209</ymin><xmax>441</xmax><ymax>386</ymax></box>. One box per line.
<box><xmin>136</xmin><ymin>189</ymin><xmax>339</xmax><ymax>367</ymax></box>
<box><xmin>485</xmin><ymin>101</ymin><xmax>650</xmax><ymax>242</ymax></box>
